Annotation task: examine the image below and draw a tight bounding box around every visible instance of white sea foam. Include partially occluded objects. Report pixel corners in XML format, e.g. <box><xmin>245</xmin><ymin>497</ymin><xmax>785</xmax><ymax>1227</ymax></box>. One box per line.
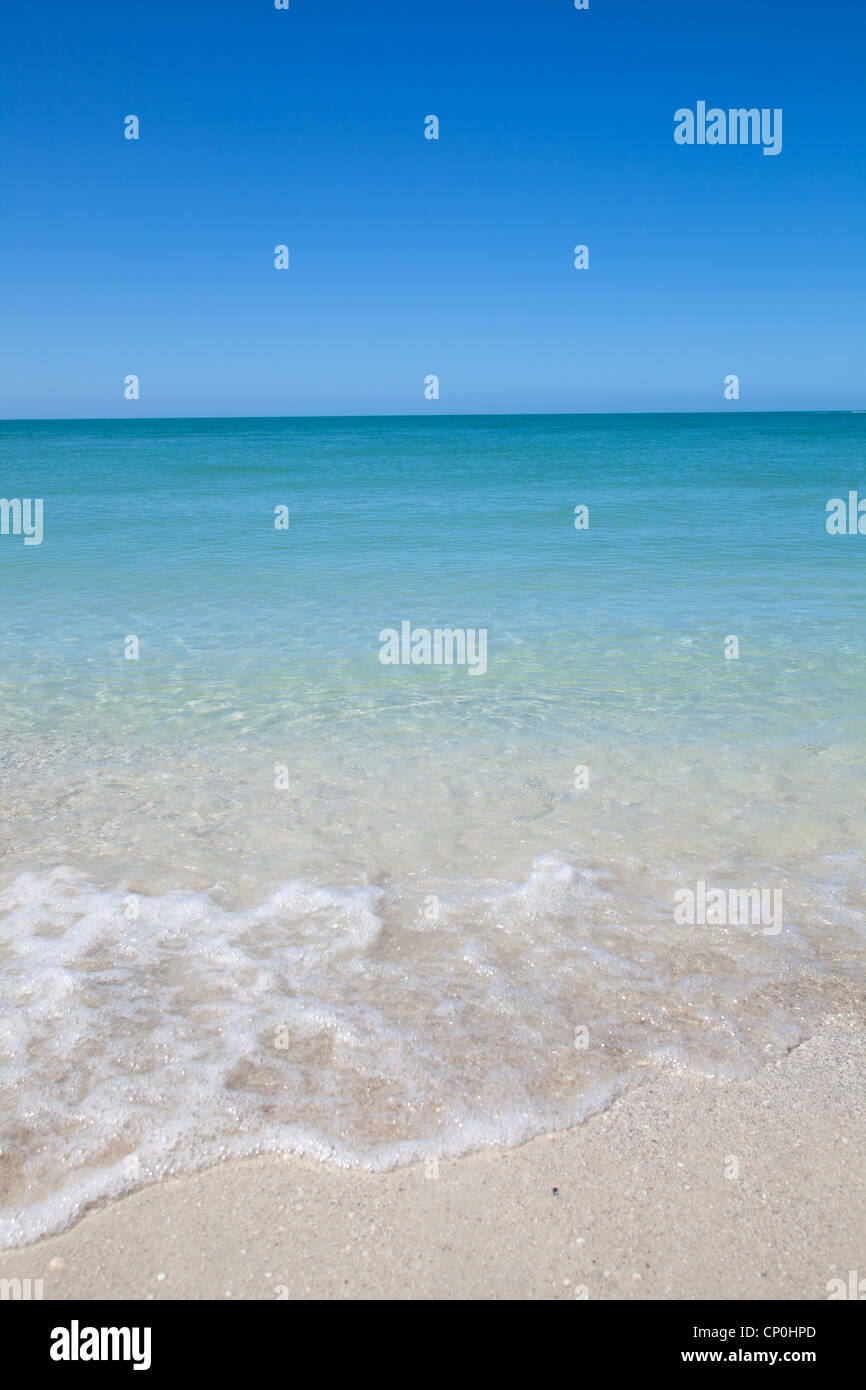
<box><xmin>1</xmin><ymin>851</ymin><xmax>862</xmax><ymax>1249</ymax></box>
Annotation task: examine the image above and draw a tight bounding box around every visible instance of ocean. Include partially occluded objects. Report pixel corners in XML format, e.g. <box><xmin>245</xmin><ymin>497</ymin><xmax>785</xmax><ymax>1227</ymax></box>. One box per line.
<box><xmin>1</xmin><ymin>411</ymin><xmax>864</xmax><ymax>1247</ymax></box>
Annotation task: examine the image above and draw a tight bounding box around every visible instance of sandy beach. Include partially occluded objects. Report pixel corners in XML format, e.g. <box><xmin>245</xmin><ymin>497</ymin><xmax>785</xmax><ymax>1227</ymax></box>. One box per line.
<box><xmin>3</xmin><ymin>1017</ymin><xmax>862</xmax><ymax>1301</ymax></box>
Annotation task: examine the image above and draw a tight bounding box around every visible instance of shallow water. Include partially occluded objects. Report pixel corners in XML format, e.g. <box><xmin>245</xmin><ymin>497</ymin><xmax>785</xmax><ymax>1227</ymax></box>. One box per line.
<box><xmin>1</xmin><ymin>412</ymin><xmax>864</xmax><ymax>1246</ymax></box>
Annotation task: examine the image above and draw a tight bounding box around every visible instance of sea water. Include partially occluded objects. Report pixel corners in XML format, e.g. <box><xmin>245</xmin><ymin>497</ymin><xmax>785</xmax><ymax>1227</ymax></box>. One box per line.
<box><xmin>0</xmin><ymin>412</ymin><xmax>864</xmax><ymax>1246</ymax></box>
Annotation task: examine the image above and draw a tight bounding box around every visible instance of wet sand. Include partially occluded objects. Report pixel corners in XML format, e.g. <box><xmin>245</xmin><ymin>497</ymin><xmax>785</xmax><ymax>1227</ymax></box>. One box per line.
<box><xmin>2</xmin><ymin>1017</ymin><xmax>863</xmax><ymax>1301</ymax></box>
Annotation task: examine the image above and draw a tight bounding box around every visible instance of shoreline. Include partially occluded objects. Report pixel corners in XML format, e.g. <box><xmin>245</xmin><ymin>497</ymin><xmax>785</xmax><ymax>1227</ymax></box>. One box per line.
<box><xmin>2</xmin><ymin>1016</ymin><xmax>863</xmax><ymax>1300</ymax></box>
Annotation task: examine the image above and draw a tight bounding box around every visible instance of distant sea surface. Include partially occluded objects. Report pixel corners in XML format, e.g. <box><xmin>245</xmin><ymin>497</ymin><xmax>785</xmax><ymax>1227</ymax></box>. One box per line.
<box><xmin>1</xmin><ymin>412</ymin><xmax>864</xmax><ymax>1246</ymax></box>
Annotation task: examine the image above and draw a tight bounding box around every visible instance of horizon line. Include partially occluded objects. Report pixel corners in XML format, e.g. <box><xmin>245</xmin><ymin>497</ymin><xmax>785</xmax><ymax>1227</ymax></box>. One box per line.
<box><xmin>2</xmin><ymin>407</ymin><xmax>864</xmax><ymax>425</ymax></box>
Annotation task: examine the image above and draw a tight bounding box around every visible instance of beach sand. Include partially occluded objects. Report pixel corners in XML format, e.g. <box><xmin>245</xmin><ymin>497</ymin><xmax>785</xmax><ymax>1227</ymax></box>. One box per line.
<box><xmin>3</xmin><ymin>1018</ymin><xmax>863</xmax><ymax>1301</ymax></box>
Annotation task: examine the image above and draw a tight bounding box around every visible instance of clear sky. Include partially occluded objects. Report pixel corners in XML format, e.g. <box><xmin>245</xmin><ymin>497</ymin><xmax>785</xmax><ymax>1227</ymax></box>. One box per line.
<box><xmin>1</xmin><ymin>0</ymin><xmax>863</xmax><ymax>418</ymax></box>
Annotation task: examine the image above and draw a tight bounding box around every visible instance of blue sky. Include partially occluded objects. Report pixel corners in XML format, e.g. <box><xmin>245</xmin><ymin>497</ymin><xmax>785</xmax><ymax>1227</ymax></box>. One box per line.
<box><xmin>1</xmin><ymin>0</ymin><xmax>863</xmax><ymax>417</ymax></box>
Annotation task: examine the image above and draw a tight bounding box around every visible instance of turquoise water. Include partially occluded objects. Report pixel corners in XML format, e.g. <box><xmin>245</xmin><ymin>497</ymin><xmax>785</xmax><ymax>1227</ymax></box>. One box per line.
<box><xmin>2</xmin><ymin>412</ymin><xmax>865</xmax><ymax>746</ymax></box>
<box><xmin>1</xmin><ymin>412</ymin><xmax>864</xmax><ymax>1245</ymax></box>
